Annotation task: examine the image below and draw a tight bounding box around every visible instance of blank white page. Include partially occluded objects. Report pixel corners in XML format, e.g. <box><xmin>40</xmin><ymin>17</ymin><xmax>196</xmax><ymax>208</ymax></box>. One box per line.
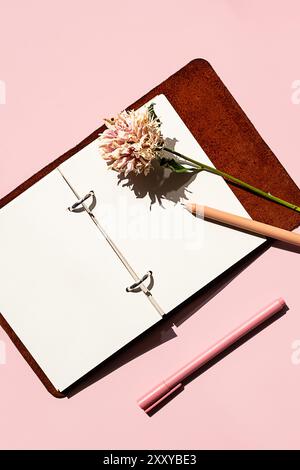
<box><xmin>0</xmin><ymin>171</ymin><xmax>161</xmax><ymax>391</ymax></box>
<box><xmin>60</xmin><ymin>94</ymin><xmax>265</xmax><ymax>314</ymax></box>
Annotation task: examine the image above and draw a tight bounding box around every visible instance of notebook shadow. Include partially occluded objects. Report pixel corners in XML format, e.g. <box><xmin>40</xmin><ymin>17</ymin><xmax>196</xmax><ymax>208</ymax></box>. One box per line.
<box><xmin>147</xmin><ymin>303</ymin><xmax>288</xmax><ymax>416</ymax></box>
<box><xmin>66</xmin><ymin>240</ymin><xmax>270</xmax><ymax>398</ymax></box>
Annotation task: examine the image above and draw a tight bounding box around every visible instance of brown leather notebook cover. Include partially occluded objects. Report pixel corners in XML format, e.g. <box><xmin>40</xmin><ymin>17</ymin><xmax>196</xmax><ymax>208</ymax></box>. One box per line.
<box><xmin>1</xmin><ymin>58</ymin><xmax>300</xmax><ymax>398</ymax></box>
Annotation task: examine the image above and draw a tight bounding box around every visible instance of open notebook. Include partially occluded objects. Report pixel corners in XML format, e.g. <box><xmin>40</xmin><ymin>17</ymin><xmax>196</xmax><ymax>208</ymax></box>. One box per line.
<box><xmin>0</xmin><ymin>94</ymin><xmax>265</xmax><ymax>392</ymax></box>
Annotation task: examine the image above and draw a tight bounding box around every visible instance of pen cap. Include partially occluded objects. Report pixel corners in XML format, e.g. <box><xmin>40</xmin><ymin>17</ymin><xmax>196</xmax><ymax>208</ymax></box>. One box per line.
<box><xmin>137</xmin><ymin>381</ymin><xmax>183</xmax><ymax>414</ymax></box>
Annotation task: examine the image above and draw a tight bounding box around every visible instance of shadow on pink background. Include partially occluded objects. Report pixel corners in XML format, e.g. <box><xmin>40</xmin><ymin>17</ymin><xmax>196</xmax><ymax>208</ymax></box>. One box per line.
<box><xmin>1</xmin><ymin>0</ymin><xmax>300</xmax><ymax>450</ymax></box>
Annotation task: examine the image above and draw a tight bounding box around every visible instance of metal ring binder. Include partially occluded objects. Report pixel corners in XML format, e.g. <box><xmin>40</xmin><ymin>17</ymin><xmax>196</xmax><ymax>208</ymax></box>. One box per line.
<box><xmin>126</xmin><ymin>271</ymin><xmax>153</xmax><ymax>292</ymax></box>
<box><xmin>68</xmin><ymin>190</ymin><xmax>94</xmax><ymax>212</ymax></box>
<box><xmin>59</xmin><ymin>167</ymin><xmax>163</xmax><ymax>316</ymax></box>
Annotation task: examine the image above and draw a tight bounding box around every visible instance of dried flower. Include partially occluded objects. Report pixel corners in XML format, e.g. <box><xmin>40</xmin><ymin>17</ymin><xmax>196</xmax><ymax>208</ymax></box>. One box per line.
<box><xmin>98</xmin><ymin>106</ymin><xmax>164</xmax><ymax>177</ymax></box>
<box><xmin>98</xmin><ymin>103</ymin><xmax>300</xmax><ymax>213</ymax></box>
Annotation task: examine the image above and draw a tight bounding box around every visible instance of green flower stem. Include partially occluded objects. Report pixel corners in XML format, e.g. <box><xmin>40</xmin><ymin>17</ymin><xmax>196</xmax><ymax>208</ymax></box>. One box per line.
<box><xmin>163</xmin><ymin>147</ymin><xmax>300</xmax><ymax>213</ymax></box>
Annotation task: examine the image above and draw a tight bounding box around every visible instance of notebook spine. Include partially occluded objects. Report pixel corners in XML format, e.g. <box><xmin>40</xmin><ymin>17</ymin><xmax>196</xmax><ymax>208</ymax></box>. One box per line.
<box><xmin>58</xmin><ymin>170</ymin><xmax>165</xmax><ymax>317</ymax></box>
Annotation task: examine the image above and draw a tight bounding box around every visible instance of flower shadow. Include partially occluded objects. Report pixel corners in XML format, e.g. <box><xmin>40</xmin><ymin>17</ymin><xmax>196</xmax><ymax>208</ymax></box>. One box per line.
<box><xmin>117</xmin><ymin>137</ymin><xmax>197</xmax><ymax>209</ymax></box>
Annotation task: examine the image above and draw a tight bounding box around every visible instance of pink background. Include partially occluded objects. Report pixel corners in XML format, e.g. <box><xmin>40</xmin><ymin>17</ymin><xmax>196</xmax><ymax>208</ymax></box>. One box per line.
<box><xmin>1</xmin><ymin>0</ymin><xmax>300</xmax><ymax>450</ymax></box>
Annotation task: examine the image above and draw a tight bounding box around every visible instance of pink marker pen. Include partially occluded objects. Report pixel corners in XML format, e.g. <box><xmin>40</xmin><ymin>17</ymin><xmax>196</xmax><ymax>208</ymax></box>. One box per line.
<box><xmin>137</xmin><ymin>298</ymin><xmax>286</xmax><ymax>414</ymax></box>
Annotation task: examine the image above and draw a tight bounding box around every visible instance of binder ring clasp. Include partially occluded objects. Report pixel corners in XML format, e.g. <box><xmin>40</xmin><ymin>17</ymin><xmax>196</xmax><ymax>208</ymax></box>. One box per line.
<box><xmin>68</xmin><ymin>191</ymin><xmax>94</xmax><ymax>212</ymax></box>
<box><xmin>126</xmin><ymin>271</ymin><xmax>153</xmax><ymax>292</ymax></box>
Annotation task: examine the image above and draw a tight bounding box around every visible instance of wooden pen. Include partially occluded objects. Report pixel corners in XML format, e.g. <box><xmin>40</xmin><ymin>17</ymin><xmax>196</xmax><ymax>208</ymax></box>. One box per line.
<box><xmin>184</xmin><ymin>203</ymin><xmax>300</xmax><ymax>247</ymax></box>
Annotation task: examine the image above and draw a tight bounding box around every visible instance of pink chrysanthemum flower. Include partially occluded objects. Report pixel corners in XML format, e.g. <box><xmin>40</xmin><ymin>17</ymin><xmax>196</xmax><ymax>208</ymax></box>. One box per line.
<box><xmin>98</xmin><ymin>106</ymin><xmax>164</xmax><ymax>177</ymax></box>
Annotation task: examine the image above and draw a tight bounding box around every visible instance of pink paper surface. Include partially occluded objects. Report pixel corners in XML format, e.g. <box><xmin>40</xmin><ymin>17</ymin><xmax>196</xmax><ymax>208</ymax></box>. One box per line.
<box><xmin>1</xmin><ymin>0</ymin><xmax>300</xmax><ymax>450</ymax></box>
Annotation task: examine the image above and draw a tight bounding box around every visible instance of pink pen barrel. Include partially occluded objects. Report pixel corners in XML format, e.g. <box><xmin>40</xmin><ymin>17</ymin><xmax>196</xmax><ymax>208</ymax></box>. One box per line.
<box><xmin>137</xmin><ymin>298</ymin><xmax>286</xmax><ymax>413</ymax></box>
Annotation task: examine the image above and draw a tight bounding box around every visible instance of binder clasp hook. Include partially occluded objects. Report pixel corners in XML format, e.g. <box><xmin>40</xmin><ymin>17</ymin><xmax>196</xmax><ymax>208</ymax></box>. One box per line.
<box><xmin>126</xmin><ymin>271</ymin><xmax>153</xmax><ymax>292</ymax></box>
<box><xmin>68</xmin><ymin>191</ymin><xmax>95</xmax><ymax>212</ymax></box>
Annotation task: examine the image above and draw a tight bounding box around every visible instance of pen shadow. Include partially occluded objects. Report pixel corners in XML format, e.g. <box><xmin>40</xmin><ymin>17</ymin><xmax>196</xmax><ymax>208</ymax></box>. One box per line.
<box><xmin>272</xmin><ymin>239</ymin><xmax>300</xmax><ymax>254</ymax></box>
<box><xmin>66</xmin><ymin>240</ymin><xmax>271</xmax><ymax>398</ymax></box>
<box><xmin>147</xmin><ymin>303</ymin><xmax>288</xmax><ymax>416</ymax></box>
